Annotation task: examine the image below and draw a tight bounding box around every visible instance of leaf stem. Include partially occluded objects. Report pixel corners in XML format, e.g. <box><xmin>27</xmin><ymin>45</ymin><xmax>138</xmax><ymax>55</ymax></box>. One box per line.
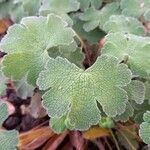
<box><xmin>75</xmin><ymin>32</ymin><xmax>92</xmax><ymax>66</ymax></box>
<box><xmin>109</xmin><ymin>129</ymin><xmax>120</xmax><ymax>150</ymax></box>
<box><xmin>117</xmin><ymin>129</ymin><xmax>137</xmax><ymax>150</ymax></box>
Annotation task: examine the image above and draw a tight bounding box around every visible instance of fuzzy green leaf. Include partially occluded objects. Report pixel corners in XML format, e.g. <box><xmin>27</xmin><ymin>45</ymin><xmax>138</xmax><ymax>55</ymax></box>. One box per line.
<box><xmin>0</xmin><ymin>70</ymin><xmax>6</xmax><ymax>96</ymax></box>
<box><xmin>103</xmin><ymin>15</ymin><xmax>145</xmax><ymax>35</ymax></box>
<box><xmin>125</xmin><ymin>80</ymin><xmax>145</xmax><ymax>104</ymax></box>
<box><xmin>0</xmin><ymin>130</ymin><xmax>18</xmax><ymax>150</ymax></box>
<box><xmin>121</xmin><ymin>0</ymin><xmax>150</xmax><ymax>21</ymax></box>
<box><xmin>39</xmin><ymin>0</ymin><xmax>79</xmax><ymax>25</ymax></box>
<box><xmin>140</xmin><ymin>111</ymin><xmax>150</xmax><ymax>144</ymax></box>
<box><xmin>114</xmin><ymin>80</ymin><xmax>145</xmax><ymax>122</ymax></box>
<box><xmin>0</xmin><ymin>14</ymin><xmax>75</xmax><ymax>85</ymax></box>
<box><xmin>78</xmin><ymin>0</ymin><xmax>102</xmax><ymax>11</ymax></box>
<box><xmin>102</xmin><ymin>33</ymin><xmax>150</xmax><ymax>78</ymax></box>
<box><xmin>37</xmin><ymin>55</ymin><xmax>131</xmax><ymax>131</ymax></box>
<box><xmin>14</xmin><ymin>0</ymin><xmax>42</xmax><ymax>16</ymax></box>
<box><xmin>0</xmin><ymin>103</ymin><xmax>8</xmax><ymax>126</ymax></box>
<box><xmin>50</xmin><ymin>115</ymin><xmax>67</xmax><ymax>133</ymax></box>
<box><xmin>79</xmin><ymin>2</ymin><xmax>121</xmax><ymax>32</ymax></box>
<box><xmin>114</xmin><ymin>102</ymin><xmax>134</xmax><ymax>122</ymax></box>
<box><xmin>40</xmin><ymin>0</ymin><xmax>79</xmax><ymax>14</ymax></box>
<box><xmin>71</xmin><ymin>13</ymin><xmax>106</xmax><ymax>44</ymax></box>
<box><xmin>145</xmin><ymin>81</ymin><xmax>150</xmax><ymax>100</ymax></box>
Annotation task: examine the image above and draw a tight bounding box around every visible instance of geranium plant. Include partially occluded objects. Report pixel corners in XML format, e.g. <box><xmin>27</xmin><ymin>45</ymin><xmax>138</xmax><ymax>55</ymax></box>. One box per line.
<box><xmin>0</xmin><ymin>0</ymin><xmax>150</xmax><ymax>149</ymax></box>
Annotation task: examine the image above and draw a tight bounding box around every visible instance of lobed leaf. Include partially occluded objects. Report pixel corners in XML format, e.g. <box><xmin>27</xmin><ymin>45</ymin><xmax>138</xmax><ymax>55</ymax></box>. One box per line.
<box><xmin>79</xmin><ymin>2</ymin><xmax>121</xmax><ymax>32</ymax></box>
<box><xmin>103</xmin><ymin>15</ymin><xmax>145</xmax><ymax>35</ymax></box>
<box><xmin>102</xmin><ymin>32</ymin><xmax>150</xmax><ymax>78</ymax></box>
<box><xmin>121</xmin><ymin>0</ymin><xmax>150</xmax><ymax>21</ymax></box>
<box><xmin>114</xmin><ymin>80</ymin><xmax>145</xmax><ymax>122</ymax></box>
<box><xmin>37</xmin><ymin>55</ymin><xmax>131</xmax><ymax>131</ymax></box>
<box><xmin>78</xmin><ymin>0</ymin><xmax>102</xmax><ymax>11</ymax></box>
<box><xmin>140</xmin><ymin>111</ymin><xmax>150</xmax><ymax>144</ymax></box>
<box><xmin>0</xmin><ymin>14</ymin><xmax>75</xmax><ymax>85</ymax></box>
<box><xmin>39</xmin><ymin>0</ymin><xmax>79</xmax><ymax>25</ymax></box>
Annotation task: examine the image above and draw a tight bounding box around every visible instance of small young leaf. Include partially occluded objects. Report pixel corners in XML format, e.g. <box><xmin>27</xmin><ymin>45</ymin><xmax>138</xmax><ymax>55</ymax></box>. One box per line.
<box><xmin>79</xmin><ymin>2</ymin><xmax>121</xmax><ymax>32</ymax></box>
<box><xmin>0</xmin><ymin>14</ymin><xmax>75</xmax><ymax>85</ymax></box>
<box><xmin>37</xmin><ymin>55</ymin><xmax>131</xmax><ymax>131</ymax></box>
<box><xmin>125</xmin><ymin>80</ymin><xmax>145</xmax><ymax>104</ymax></box>
<box><xmin>140</xmin><ymin>111</ymin><xmax>150</xmax><ymax>144</ymax></box>
<box><xmin>0</xmin><ymin>130</ymin><xmax>18</xmax><ymax>150</ymax></box>
<box><xmin>114</xmin><ymin>102</ymin><xmax>134</xmax><ymax>122</ymax></box>
<box><xmin>102</xmin><ymin>33</ymin><xmax>150</xmax><ymax>78</ymax></box>
<box><xmin>99</xmin><ymin>117</ymin><xmax>114</xmax><ymax>128</ymax></box>
<box><xmin>103</xmin><ymin>15</ymin><xmax>145</xmax><ymax>35</ymax></box>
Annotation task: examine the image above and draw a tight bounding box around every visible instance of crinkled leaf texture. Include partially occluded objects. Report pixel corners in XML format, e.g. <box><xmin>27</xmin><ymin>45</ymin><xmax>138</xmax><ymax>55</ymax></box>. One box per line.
<box><xmin>14</xmin><ymin>0</ymin><xmax>42</xmax><ymax>16</ymax></box>
<box><xmin>102</xmin><ymin>33</ymin><xmax>150</xmax><ymax>78</ymax></box>
<box><xmin>39</xmin><ymin>0</ymin><xmax>80</xmax><ymax>26</ymax></box>
<box><xmin>37</xmin><ymin>55</ymin><xmax>131</xmax><ymax>131</ymax></box>
<box><xmin>0</xmin><ymin>130</ymin><xmax>18</xmax><ymax>150</ymax></box>
<box><xmin>121</xmin><ymin>0</ymin><xmax>150</xmax><ymax>21</ymax></box>
<box><xmin>114</xmin><ymin>80</ymin><xmax>145</xmax><ymax>122</ymax></box>
<box><xmin>0</xmin><ymin>70</ymin><xmax>6</xmax><ymax>95</ymax></box>
<box><xmin>140</xmin><ymin>111</ymin><xmax>150</xmax><ymax>144</ymax></box>
<box><xmin>0</xmin><ymin>103</ymin><xmax>8</xmax><ymax>126</ymax></box>
<box><xmin>0</xmin><ymin>14</ymin><xmax>75</xmax><ymax>85</ymax></box>
<box><xmin>79</xmin><ymin>2</ymin><xmax>121</xmax><ymax>32</ymax></box>
<box><xmin>78</xmin><ymin>0</ymin><xmax>102</xmax><ymax>11</ymax></box>
<box><xmin>103</xmin><ymin>15</ymin><xmax>145</xmax><ymax>35</ymax></box>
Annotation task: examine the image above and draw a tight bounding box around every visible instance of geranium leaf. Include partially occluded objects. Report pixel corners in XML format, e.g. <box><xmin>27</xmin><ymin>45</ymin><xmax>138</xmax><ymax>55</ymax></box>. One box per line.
<box><xmin>37</xmin><ymin>55</ymin><xmax>131</xmax><ymax>131</ymax></box>
<box><xmin>140</xmin><ymin>111</ymin><xmax>150</xmax><ymax>144</ymax></box>
<box><xmin>0</xmin><ymin>14</ymin><xmax>75</xmax><ymax>85</ymax></box>
<box><xmin>79</xmin><ymin>2</ymin><xmax>121</xmax><ymax>32</ymax></box>
<box><xmin>121</xmin><ymin>0</ymin><xmax>150</xmax><ymax>21</ymax></box>
<box><xmin>102</xmin><ymin>32</ymin><xmax>150</xmax><ymax>78</ymax></box>
<box><xmin>103</xmin><ymin>15</ymin><xmax>145</xmax><ymax>35</ymax></box>
<box><xmin>78</xmin><ymin>0</ymin><xmax>102</xmax><ymax>11</ymax></box>
<box><xmin>114</xmin><ymin>102</ymin><xmax>134</xmax><ymax>122</ymax></box>
<box><xmin>39</xmin><ymin>0</ymin><xmax>79</xmax><ymax>26</ymax></box>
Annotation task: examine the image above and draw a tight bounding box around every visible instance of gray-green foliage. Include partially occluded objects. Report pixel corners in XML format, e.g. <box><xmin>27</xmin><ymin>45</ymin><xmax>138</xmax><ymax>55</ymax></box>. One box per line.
<box><xmin>0</xmin><ymin>130</ymin><xmax>18</xmax><ymax>150</ymax></box>
<box><xmin>37</xmin><ymin>55</ymin><xmax>131</xmax><ymax>130</ymax></box>
<box><xmin>0</xmin><ymin>0</ymin><xmax>150</xmax><ymax>146</ymax></box>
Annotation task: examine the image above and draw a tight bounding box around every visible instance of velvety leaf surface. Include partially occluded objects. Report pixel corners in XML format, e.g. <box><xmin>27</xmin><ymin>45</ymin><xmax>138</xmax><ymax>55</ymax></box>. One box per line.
<box><xmin>0</xmin><ymin>130</ymin><xmax>18</xmax><ymax>150</ymax></box>
<box><xmin>103</xmin><ymin>15</ymin><xmax>145</xmax><ymax>35</ymax></box>
<box><xmin>114</xmin><ymin>80</ymin><xmax>145</xmax><ymax>121</ymax></box>
<box><xmin>121</xmin><ymin>0</ymin><xmax>150</xmax><ymax>21</ymax></box>
<box><xmin>140</xmin><ymin>111</ymin><xmax>150</xmax><ymax>144</ymax></box>
<box><xmin>0</xmin><ymin>70</ymin><xmax>6</xmax><ymax>95</ymax></box>
<box><xmin>37</xmin><ymin>55</ymin><xmax>131</xmax><ymax>131</ymax></box>
<box><xmin>78</xmin><ymin>0</ymin><xmax>102</xmax><ymax>11</ymax></box>
<box><xmin>79</xmin><ymin>2</ymin><xmax>121</xmax><ymax>32</ymax></box>
<box><xmin>0</xmin><ymin>103</ymin><xmax>8</xmax><ymax>126</ymax></box>
<box><xmin>102</xmin><ymin>33</ymin><xmax>150</xmax><ymax>78</ymax></box>
<box><xmin>0</xmin><ymin>14</ymin><xmax>75</xmax><ymax>85</ymax></box>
